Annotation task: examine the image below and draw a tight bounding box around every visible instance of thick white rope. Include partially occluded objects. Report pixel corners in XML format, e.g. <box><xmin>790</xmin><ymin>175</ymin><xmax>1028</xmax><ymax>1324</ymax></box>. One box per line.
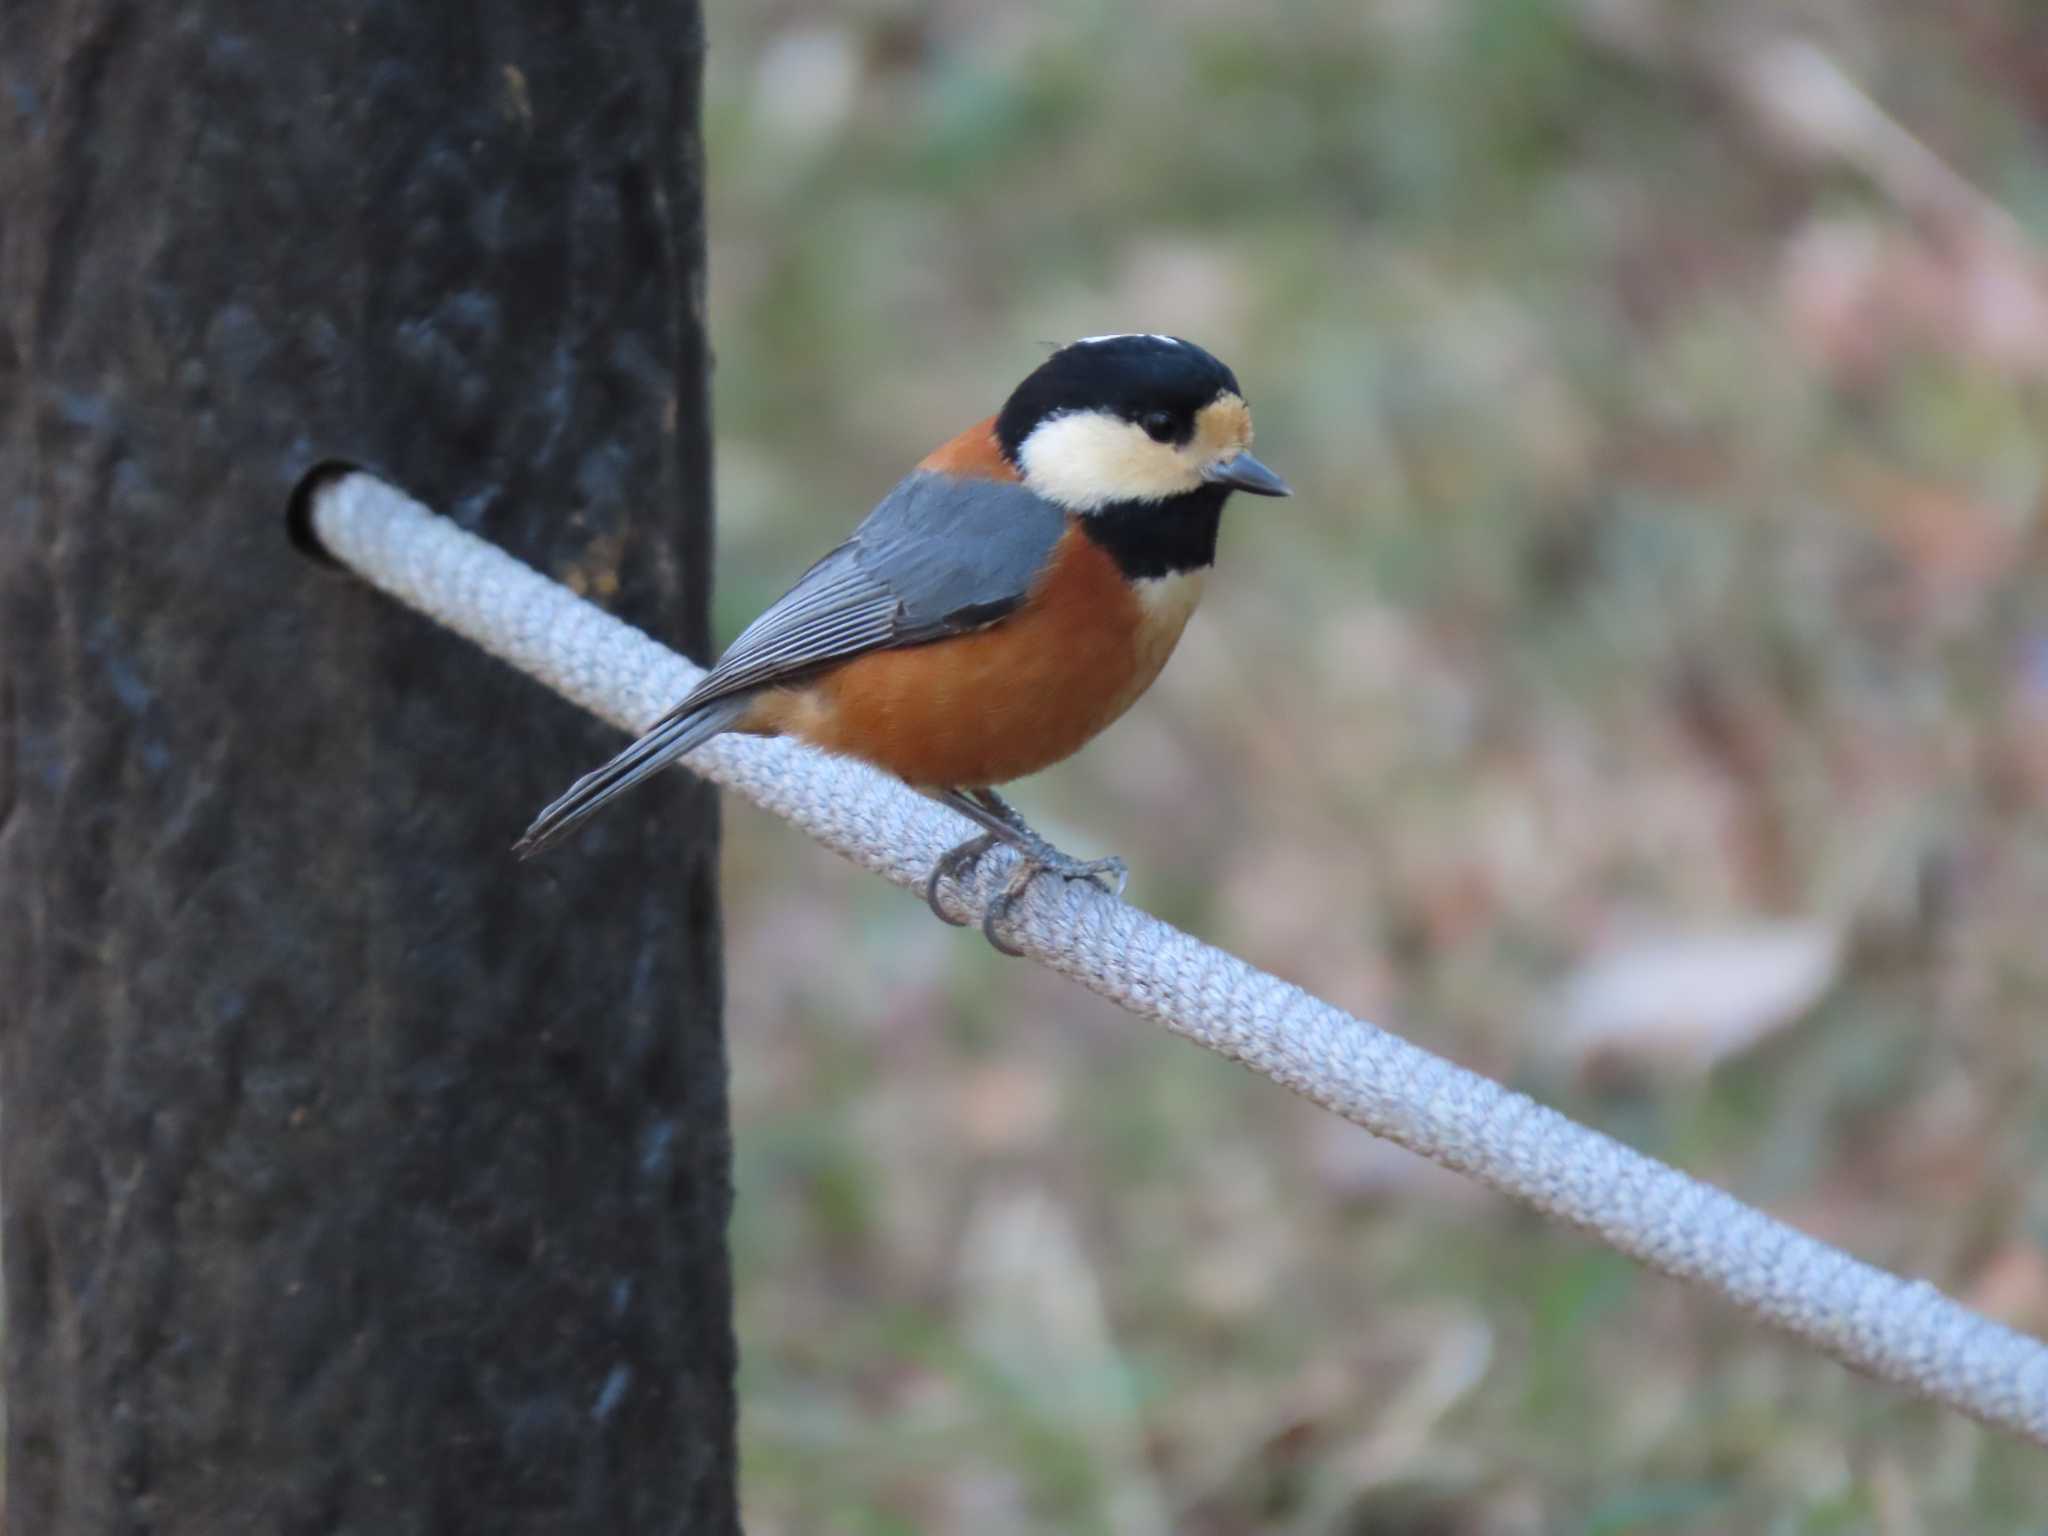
<box><xmin>306</xmin><ymin>467</ymin><xmax>2048</xmax><ymax>1446</ymax></box>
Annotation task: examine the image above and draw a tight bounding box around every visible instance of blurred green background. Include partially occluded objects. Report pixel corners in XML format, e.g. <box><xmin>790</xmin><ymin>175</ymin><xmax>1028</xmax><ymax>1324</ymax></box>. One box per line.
<box><xmin>696</xmin><ymin>1</ymin><xmax>2048</xmax><ymax>1530</ymax></box>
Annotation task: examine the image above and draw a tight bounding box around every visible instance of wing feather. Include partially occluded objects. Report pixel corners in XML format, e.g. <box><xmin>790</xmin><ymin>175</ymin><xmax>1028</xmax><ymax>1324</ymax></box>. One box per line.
<box><xmin>670</xmin><ymin>470</ymin><xmax>1067</xmax><ymax>713</ymax></box>
<box><xmin>515</xmin><ymin>469</ymin><xmax>1065</xmax><ymax>856</ymax></box>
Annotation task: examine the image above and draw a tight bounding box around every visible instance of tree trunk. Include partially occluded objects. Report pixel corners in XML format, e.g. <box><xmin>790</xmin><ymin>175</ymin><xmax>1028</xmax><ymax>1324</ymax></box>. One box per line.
<box><xmin>0</xmin><ymin>3</ymin><xmax>735</xmax><ymax>1532</ymax></box>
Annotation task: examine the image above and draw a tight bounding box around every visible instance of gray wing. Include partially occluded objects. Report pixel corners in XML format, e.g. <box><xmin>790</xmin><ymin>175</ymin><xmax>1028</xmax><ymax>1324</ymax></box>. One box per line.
<box><xmin>682</xmin><ymin>470</ymin><xmax>1068</xmax><ymax>707</ymax></box>
<box><xmin>513</xmin><ymin>471</ymin><xmax>1064</xmax><ymax>858</ymax></box>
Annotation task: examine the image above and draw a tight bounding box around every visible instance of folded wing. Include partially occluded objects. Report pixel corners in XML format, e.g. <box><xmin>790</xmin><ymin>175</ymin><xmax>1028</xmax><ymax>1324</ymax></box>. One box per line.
<box><xmin>696</xmin><ymin>471</ymin><xmax>1068</xmax><ymax>702</ymax></box>
<box><xmin>515</xmin><ymin>471</ymin><xmax>1068</xmax><ymax>854</ymax></box>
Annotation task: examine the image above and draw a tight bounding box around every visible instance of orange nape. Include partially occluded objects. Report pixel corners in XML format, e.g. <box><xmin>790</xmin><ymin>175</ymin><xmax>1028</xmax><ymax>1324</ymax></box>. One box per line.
<box><xmin>740</xmin><ymin>525</ymin><xmax>1197</xmax><ymax>789</ymax></box>
<box><xmin>915</xmin><ymin>416</ymin><xmax>1019</xmax><ymax>482</ymax></box>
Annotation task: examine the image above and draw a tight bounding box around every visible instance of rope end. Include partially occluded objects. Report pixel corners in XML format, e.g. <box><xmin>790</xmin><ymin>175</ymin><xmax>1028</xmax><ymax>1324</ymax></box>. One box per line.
<box><xmin>286</xmin><ymin>460</ymin><xmax>367</xmax><ymax>569</ymax></box>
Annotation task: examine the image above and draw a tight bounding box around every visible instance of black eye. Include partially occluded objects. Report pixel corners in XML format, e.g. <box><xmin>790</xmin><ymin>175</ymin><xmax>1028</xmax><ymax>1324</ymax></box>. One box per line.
<box><xmin>1140</xmin><ymin>410</ymin><xmax>1177</xmax><ymax>443</ymax></box>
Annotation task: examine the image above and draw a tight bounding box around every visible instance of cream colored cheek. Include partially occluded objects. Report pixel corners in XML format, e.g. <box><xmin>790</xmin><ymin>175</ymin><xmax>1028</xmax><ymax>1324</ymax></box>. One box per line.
<box><xmin>1019</xmin><ymin>415</ymin><xmax>1202</xmax><ymax>510</ymax></box>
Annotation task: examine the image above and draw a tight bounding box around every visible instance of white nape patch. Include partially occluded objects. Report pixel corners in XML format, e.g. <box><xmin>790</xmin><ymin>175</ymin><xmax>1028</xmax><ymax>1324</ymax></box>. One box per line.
<box><xmin>1074</xmin><ymin>332</ymin><xmax>1182</xmax><ymax>347</ymax></box>
<box><xmin>1016</xmin><ymin>410</ymin><xmax>1203</xmax><ymax>512</ymax></box>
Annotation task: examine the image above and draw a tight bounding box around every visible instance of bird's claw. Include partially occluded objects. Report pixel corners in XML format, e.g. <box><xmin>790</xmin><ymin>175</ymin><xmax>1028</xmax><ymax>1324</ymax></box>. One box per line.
<box><xmin>978</xmin><ymin>851</ymin><xmax>1130</xmax><ymax>957</ymax></box>
<box><xmin>1091</xmin><ymin>855</ymin><xmax>1132</xmax><ymax>899</ymax></box>
<box><xmin>927</xmin><ymin>824</ymin><xmax>1128</xmax><ymax>955</ymax></box>
<box><xmin>925</xmin><ymin>832</ymin><xmax>999</xmax><ymax>925</ymax></box>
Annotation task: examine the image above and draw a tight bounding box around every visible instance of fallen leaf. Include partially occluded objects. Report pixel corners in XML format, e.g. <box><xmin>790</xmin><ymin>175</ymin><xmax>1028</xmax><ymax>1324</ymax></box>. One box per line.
<box><xmin>1556</xmin><ymin>922</ymin><xmax>1844</xmax><ymax>1073</ymax></box>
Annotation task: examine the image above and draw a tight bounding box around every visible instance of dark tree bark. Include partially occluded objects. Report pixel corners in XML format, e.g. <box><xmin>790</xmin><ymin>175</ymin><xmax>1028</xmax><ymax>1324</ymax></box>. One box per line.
<box><xmin>0</xmin><ymin>3</ymin><xmax>735</xmax><ymax>1532</ymax></box>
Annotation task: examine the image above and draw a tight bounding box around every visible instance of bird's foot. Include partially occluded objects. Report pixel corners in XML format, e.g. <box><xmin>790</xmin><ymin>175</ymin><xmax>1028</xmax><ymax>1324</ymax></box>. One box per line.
<box><xmin>925</xmin><ymin>831</ymin><xmax>1128</xmax><ymax>954</ymax></box>
<box><xmin>978</xmin><ymin>844</ymin><xmax>1128</xmax><ymax>957</ymax></box>
<box><xmin>925</xmin><ymin>788</ymin><xmax>1128</xmax><ymax>953</ymax></box>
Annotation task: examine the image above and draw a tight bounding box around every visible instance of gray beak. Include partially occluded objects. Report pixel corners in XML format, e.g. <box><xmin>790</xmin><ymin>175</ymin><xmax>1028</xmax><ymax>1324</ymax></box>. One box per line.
<box><xmin>1204</xmin><ymin>450</ymin><xmax>1291</xmax><ymax>498</ymax></box>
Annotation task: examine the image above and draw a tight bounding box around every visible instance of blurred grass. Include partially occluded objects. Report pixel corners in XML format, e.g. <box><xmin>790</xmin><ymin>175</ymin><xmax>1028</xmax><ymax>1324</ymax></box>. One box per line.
<box><xmin>695</xmin><ymin>1</ymin><xmax>2048</xmax><ymax>1529</ymax></box>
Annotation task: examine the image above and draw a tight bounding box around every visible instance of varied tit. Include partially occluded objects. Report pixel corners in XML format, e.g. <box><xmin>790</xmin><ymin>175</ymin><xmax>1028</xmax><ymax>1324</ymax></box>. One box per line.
<box><xmin>515</xmin><ymin>333</ymin><xmax>1289</xmax><ymax>953</ymax></box>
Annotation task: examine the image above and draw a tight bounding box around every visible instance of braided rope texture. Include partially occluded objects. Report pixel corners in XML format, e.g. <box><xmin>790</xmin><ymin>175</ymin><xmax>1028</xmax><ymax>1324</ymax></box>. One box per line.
<box><xmin>311</xmin><ymin>469</ymin><xmax>2048</xmax><ymax>1445</ymax></box>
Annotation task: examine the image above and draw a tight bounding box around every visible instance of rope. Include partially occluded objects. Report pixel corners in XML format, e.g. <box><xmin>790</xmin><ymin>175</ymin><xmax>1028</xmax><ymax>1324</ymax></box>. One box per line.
<box><xmin>301</xmin><ymin>465</ymin><xmax>2048</xmax><ymax>1446</ymax></box>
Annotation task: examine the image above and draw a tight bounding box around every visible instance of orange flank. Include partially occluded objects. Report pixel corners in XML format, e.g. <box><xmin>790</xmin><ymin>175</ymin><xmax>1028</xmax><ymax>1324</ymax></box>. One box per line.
<box><xmin>742</xmin><ymin>526</ymin><xmax>1193</xmax><ymax>789</ymax></box>
<box><xmin>915</xmin><ymin>416</ymin><xmax>1020</xmax><ymax>482</ymax></box>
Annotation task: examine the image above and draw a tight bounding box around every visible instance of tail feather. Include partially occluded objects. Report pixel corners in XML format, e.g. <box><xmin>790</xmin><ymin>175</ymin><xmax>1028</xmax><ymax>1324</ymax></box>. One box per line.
<box><xmin>514</xmin><ymin>694</ymin><xmax>752</xmax><ymax>858</ymax></box>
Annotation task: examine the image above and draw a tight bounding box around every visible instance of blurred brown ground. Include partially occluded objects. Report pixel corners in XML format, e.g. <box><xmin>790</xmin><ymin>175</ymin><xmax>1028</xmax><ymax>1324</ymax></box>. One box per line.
<box><xmin>697</xmin><ymin>2</ymin><xmax>2048</xmax><ymax>1529</ymax></box>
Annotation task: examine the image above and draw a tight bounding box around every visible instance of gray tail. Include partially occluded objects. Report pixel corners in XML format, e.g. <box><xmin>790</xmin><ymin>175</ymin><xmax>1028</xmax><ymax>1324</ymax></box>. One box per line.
<box><xmin>513</xmin><ymin>694</ymin><xmax>751</xmax><ymax>859</ymax></box>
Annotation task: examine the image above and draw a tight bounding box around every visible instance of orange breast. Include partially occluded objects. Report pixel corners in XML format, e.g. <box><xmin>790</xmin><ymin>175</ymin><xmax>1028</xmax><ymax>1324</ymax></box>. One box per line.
<box><xmin>751</xmin><ymin>525</ymin><xmax>1200</xmax><ymax>789</ymax></box>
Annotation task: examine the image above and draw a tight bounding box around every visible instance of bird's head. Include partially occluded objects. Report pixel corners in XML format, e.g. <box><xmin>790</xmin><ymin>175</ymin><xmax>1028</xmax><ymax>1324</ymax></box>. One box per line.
<box><xmin>994</xmin><ymin>334</ymin><xmax>1290</xmax><ymax>513</ymax></box>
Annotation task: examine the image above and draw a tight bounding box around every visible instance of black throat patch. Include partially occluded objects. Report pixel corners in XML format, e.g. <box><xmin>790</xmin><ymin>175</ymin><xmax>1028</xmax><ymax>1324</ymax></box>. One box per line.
<box><xmin>1078</xmin><ymin>484</ymin><xmax>1228</xmax><ymax>580</ymax></box>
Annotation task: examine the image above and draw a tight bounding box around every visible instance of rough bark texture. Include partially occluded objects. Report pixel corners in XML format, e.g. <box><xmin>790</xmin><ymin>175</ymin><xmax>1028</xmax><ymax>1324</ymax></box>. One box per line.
<box><xmin>0</xmin><ymin>3</ymin><xmax>735</xmax><ymax>1532</ymax></box>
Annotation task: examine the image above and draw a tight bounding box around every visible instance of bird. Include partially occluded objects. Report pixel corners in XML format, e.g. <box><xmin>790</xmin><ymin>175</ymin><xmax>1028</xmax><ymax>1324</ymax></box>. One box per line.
<box><xmin>514</xmin><ymin>333</ymin><xmax>1289</xmax><ymax>952</ymax></box>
